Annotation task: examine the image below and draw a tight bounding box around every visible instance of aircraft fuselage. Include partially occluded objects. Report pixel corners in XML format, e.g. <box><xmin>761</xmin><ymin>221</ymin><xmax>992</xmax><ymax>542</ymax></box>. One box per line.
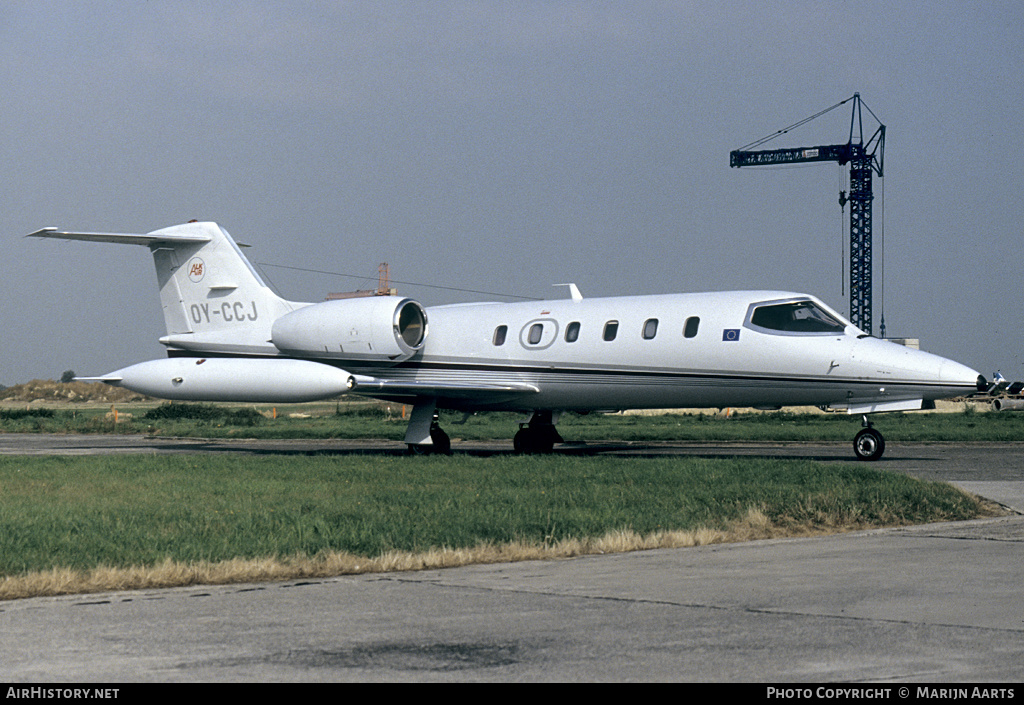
<box><xmin>354</xmin><ymin>291</ymin><xmax>978</xmax><ymax>415</ymax></box>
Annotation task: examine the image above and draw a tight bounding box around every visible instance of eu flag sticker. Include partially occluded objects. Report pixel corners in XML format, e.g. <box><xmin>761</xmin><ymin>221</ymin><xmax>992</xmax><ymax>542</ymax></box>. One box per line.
<box><xmin>722</xmin><ymin>329</ymin><xmax>741</xmax><ymax>342</ymax></box>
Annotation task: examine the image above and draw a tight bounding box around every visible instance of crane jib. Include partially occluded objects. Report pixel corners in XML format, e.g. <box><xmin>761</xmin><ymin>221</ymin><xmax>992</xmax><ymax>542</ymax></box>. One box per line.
<box><xmin>729</xmin><ymin>143</ymin><xmax>854</xmax><ymax>168</ymax></box>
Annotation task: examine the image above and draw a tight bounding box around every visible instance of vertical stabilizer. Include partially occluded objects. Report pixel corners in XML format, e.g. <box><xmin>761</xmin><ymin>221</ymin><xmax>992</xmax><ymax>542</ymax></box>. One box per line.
<box><xmin>29</xmin><ymin>222</ymin><xmax>307</xmax><ymax>355</ymax></box>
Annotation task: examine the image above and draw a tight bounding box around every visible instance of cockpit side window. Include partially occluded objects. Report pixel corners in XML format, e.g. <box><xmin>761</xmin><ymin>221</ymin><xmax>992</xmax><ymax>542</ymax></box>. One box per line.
<box><xmin>748</xmin><ymin>300</ymin><xmax>846</xmax><ymax>335</ymax></box>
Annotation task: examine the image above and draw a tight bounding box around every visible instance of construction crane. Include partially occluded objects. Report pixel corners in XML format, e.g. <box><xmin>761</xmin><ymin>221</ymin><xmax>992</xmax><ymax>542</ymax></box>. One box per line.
<box><xmin>730</xmin><ymin>93</ymin><xmax>885</xmax><ymax>335</ymax></box>
<box><xmin>325</xmin><ymin>262</ymin><xmax>397</xmax><ymax>300</ymax></box>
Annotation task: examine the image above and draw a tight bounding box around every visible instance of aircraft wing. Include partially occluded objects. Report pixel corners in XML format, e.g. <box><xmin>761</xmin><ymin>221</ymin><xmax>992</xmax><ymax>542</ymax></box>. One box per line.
<box><xmin>27</xmin><ymin>227</ymin><xmax>212</xmax><ymax>246</ymax></box>
<box><xmin>346</xmin><ymin>374</ymin><xmax>539</xmax><ymax>400</ymax></box>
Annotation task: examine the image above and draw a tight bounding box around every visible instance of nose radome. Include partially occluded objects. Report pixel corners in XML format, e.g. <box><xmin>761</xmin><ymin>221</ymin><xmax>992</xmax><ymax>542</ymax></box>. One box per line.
<box><xmin>870</xmin><ymin>340</ymin><xmax>980</xmax><ymax>397</ymax></box>
<box><xmin>938</xmin><ymin>358</ymin><xmax>982</xmax><ymax>386</ymax></box>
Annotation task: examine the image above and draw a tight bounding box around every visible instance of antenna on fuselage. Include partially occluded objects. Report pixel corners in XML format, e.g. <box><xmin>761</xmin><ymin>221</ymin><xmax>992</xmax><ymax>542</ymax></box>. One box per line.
<box><xmin>554</xmin><ymin>283</ymin><xmax>583</xmax><ymax>301</ymax></box>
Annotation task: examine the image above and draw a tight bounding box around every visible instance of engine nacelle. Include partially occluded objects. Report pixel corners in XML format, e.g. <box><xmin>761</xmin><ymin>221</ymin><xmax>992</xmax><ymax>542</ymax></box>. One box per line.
<box><xmin>271</xmin><ymin>296</ymin><xmax>427</xmax><ymax>363</ymax></box>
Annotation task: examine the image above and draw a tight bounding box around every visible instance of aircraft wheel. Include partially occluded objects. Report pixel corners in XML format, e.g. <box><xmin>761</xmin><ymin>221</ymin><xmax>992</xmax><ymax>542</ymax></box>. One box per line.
<box><xmin>407</xmin><ymin>425</ymin><xmax>451</xmax><ymax>456</ymax></box>
<box><xmin>531</xmin><ymin>435</ymin><xmax>555</xmax><ymax>454</ymax></box>
<box><xmin>430</xmin><ymin>427</ymin><xmax>452</xmax><ymax>455</ymax></box>
<box><xmin>853</xmin><ymin>427</ymin><xmax>885</xmax><ymax>461</ymax></box>
<box><xmin>513</xmin><ymin>427</ymin><xmax>555</xmax><ymax>454</ymax></box>
<box><xmin>513</xmin><ymin>428</ymin><xmax>531</xmax><ymax>453</ymax></box>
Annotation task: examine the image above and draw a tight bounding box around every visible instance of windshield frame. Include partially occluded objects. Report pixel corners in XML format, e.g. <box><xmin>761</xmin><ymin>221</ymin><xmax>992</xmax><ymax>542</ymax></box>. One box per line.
<box><xmin>743</xmin><ymin>297</ymin><xmax>850</xmax><ymax>337</ymax></box>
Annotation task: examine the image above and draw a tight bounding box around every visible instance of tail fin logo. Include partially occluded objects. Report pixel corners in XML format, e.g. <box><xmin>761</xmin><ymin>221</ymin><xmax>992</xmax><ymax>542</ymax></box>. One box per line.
<box><xmin>187</xmin><ymin>258</ymin><xmax>206</xmax><ymax>283</ymax></box>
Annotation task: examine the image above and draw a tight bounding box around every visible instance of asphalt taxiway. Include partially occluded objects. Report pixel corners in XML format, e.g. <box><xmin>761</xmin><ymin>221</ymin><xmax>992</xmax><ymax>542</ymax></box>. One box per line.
<box><xmin>1</xmin><ymin>435</ymin><xmax>1022</xmax><ymax>681</ymax></box>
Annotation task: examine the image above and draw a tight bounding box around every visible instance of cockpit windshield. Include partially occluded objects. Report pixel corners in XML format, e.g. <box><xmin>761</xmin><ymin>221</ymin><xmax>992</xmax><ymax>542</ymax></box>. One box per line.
<box><xmin>748</xmin><ymin>300</ymin><xmax>847</xmax><ymax>335</ymax></box>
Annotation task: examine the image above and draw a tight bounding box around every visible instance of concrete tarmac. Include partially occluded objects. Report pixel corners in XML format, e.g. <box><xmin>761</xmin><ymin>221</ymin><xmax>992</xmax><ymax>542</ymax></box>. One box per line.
<box><xmin>1</xmin><ymin>435</ymin><xmax>1022</xmax><ymax>682</ymax></box>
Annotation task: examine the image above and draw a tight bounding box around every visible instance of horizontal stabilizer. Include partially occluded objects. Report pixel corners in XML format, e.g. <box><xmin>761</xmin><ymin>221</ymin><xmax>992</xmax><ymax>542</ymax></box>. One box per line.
<box><xmin>28</xmin><ymin>227</ymin><xmax>211</xmax><ymax>246</ymax></box>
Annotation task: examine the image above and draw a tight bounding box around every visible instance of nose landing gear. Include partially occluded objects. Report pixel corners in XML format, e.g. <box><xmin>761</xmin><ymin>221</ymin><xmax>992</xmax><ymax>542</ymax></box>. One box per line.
<box><xmin>853</xmin><ymin>416</ymin><xmax>885</xmax><ymax>461</ymax></box>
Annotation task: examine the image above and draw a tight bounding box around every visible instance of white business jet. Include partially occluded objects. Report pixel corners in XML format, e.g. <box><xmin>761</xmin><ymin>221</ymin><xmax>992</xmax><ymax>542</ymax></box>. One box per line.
<box><xmin>30</xmin><ymin>221</ymin><xmax>982</xmax><ymax>460</ymax></box>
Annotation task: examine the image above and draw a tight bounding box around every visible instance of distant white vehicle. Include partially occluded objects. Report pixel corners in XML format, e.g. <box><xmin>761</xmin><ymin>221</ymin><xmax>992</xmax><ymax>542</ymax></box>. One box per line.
<box><xmin>30</xmin><ymin>222</ymin><xmax>981</xmax><ymax>461</ymax></box>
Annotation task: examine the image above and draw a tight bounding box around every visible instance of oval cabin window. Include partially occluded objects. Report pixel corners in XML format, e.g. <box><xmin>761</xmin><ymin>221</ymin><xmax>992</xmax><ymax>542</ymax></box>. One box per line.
<box><xmin>528</xmin><ymin>323</ymin><xmax>544</xmax><ymax>345</ymax></box>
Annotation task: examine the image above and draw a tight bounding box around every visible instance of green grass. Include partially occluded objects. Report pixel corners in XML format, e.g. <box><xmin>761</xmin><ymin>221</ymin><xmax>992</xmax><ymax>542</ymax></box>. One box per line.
<box><xmin>0</xmin><ymin>453</ymin><xmax>989</xmax><ymax>578</ymax></box>
<box><xmin>0</xmin><ymin>405</ymin><xmax>1006</xmax><ymax>598</ymax></box>
<box><xmin>2</xmin><ymin>401</ymin><xmax>1023</xmax><ymax>443</ymax></box>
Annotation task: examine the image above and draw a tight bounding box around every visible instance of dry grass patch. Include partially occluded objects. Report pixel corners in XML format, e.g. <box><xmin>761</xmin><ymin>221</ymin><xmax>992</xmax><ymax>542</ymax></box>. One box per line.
<box><xmin>0</xmin><ymin>506</ymin><xmax>948</xmax><ymax>601</ymax></box>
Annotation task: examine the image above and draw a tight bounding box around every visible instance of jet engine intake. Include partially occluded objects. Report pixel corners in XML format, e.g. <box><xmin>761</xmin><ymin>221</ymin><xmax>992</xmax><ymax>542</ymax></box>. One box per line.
<box><xmin>271</xmin><ymin>296</ymin><xmax>427</xmax><ymax>363</ymax></box>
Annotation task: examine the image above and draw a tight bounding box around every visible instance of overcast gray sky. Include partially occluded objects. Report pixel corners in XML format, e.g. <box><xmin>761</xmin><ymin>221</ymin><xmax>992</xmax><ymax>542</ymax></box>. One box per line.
<box><xmin>3</xmin><ymin>1</ymin><xmax>1022</xmax><ymax>385</ymax></box>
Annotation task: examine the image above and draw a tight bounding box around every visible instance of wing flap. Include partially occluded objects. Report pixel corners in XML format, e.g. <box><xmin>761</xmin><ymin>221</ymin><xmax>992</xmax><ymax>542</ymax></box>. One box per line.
<box><xmin>347</xmin><ymin>374</ymin><xmax>539</xmax><ymax>399</ymax></box>
<box><xmin>830</xmin><ymin>398</ymin><xmax>924</xmax><ymax>414</ymax></box>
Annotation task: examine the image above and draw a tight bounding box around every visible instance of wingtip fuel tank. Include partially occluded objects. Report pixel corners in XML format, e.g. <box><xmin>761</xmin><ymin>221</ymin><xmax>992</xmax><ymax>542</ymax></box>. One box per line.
<box><xmin>98</xmin><ymin>358</ymin><xmax>353</xmax><ymax>403</ymax></box>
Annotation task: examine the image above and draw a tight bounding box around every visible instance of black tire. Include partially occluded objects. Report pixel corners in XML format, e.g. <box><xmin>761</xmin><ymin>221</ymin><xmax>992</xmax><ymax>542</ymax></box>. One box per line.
<box><xmin>430</xmin><ymin>427</ymin><xmax>452</xmax><ymax>455</ymax></box>
<box><xmin>853</xmin><ymin>427</ymin><xmax>885</xmax><ymax>461</ymax></box>
<box><xmin>513</xmin><ymin>428</ymin><xmax>530</xmax><ymax>454</ymax></box>
<box><xmin>513</xmin><ymin>427</ymin><xmax>554</xmax><ymax>454</ymax></box>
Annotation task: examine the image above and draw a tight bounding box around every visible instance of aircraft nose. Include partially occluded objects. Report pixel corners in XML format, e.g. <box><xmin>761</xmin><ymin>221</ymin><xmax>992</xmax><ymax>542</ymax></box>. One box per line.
<box><xmin>861</xmin><ymin>339</ymin><xmax>980</xmax><ymax>400</ymax></box>
<box><xmin>935</xmin><ymin>357</ymin><xmax>982</xmax><ymax>395</ymax></box>
<box><xmin>938</xmin><ymin>358</ymin><xmax>981</xmax><ymax>384</ymax></box>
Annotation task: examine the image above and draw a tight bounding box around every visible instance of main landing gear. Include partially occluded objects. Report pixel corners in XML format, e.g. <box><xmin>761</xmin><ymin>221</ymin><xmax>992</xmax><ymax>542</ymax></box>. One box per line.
<box><xmin>403</xmin><ymin>403</ymin><xmax>564</xmax><ymax>455</ymax></box>
<box><xmin>513</xmin><ymin>411</ymin><xmax>563</xmax><ymax>454</ymax></box>
<box><xmin>404</xmin><ymin>401</ymin><xmax>451</xmax><ymax>455</ymax></box>
<box><xmin>407</xmin><ymin>422</ymin><xmax>451</xmax><ymax>455</ymax></box>
<box><xmin>407</xmin><ymin>422</ymin><xmax>452</xmax><ymax>454</ymax></box>
<box><xmin>853</xmin><ymin>416</ymin><xmax>885</xmax><ymax>461</ymax></box>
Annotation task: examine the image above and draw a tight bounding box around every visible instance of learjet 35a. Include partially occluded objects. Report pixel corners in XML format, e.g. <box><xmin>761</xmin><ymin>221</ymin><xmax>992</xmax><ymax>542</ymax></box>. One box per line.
<box><xmin>30</xmin><ymin>221</ymin><xmax>982</xmax><ymax>460</ymax></box>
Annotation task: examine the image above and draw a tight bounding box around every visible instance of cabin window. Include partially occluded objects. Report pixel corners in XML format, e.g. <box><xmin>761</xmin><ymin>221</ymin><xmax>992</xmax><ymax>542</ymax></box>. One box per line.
<box><xmin>493</xmin><ymin>325</ymin><xmax>508</xmax><ymax>346</ymax></box>
<box><xmin>528</xmin><ymin>323</ymin><xmax>544</xmax><ymax>345</ymax></box>
<box><xmin>684</xmin><ymin>316</ymin><xmax>700</xmax><ymax>338</ymax></box>
<box><xmin>749</xmin><ymin>300</ymin><xmax>845</xmax><ymax>335</ymax></box>
<box><xmin>603</xmin><ymin>320</ymin><xmax>619</xmax><ymax>341</ymax></box>
<box><xmin>565</xmin><ymin>321</ymin><xmax>580</xmax><ymax>343</ymax></box>
<box><xmin>642</xmin><ymin>318</ymin><xmax>658</xmax><ymax>340</ymax></box>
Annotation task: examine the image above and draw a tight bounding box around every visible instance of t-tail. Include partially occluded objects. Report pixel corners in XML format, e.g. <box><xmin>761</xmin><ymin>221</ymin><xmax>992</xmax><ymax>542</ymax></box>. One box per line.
<box><xmin>30</xmin><ymin>221</ymin><xmax>301</xmax><ymax>356</ymax></box>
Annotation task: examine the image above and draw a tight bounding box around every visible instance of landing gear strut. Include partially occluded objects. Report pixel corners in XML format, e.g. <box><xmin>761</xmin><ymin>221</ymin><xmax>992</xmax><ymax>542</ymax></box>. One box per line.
<box><xmin>407</xmin><ymin>419</ymin><xmax>451</xmax><ymax>455</ymax></box>
<box><xmin>853</xmin><ymin>416</ymin><xmax>885</xmax><ymax>461</ymax></box>
<box><xmin>513</xmin><ymin>411</ymin><xmax>563</xmax><ymax>454</ymax></box>
<box><xmin>404</xmin><ymin>400</ymin><xmax>451</xmax><ymax>455</ymax></box>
